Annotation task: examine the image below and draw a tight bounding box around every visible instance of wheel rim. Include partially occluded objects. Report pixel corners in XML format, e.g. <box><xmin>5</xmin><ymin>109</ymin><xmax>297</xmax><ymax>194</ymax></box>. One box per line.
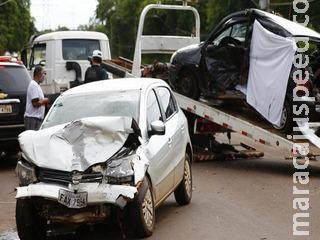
<box><xmin>184</xmin><ymin>160</ymin><xmax>192</xmax><ymax>198</ymax></box>
<box><xmin>274</xmin><ymin>105</ymin><xmax>288</xmax><ymax>130</ymax></box>
<box><xmin>142</xmin><ymin>187</ymin><xmax>154</xmax><ymax>229</ymax></box>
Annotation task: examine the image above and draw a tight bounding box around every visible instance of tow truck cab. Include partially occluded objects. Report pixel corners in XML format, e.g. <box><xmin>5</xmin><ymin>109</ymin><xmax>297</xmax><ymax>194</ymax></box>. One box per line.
<box><xmin>21</xmin><ymin>31</ymin><xmax>111</xmax><ymax>102</ymax></box>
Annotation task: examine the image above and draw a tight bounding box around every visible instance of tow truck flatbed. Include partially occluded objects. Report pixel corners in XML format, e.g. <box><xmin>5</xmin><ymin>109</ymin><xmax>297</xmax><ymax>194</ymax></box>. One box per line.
<box><xmin>174</xmin><ymin>92</ymin><xmax>320</xmax><ymax>159</ymax></box>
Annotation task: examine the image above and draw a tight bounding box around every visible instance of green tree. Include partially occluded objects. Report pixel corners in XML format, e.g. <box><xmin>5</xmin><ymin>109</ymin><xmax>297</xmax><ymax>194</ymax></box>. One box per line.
<box><xmin>0</xmin><ymin>0</ymin><xmax>35</xmax><ymax>54</ymax></box>
<box><xmin>94</xmin><ymin>0</ymin><xmax>319</xmax><ymax>59</ymax></box>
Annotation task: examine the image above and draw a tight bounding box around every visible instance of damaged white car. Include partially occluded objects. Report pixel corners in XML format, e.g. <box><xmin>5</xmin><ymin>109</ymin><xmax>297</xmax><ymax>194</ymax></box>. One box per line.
<box><xmin>15</xmin><ymin>78</ymin><xmax>193</xmax><ymax>239</ymax></box>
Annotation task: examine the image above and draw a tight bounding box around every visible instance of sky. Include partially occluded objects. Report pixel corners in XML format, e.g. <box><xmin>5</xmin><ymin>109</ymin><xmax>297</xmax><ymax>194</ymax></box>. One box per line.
<box><xmin>30</xmin><ymin>0</ymin><xmax>98</xmax><ymax>31</ymax></box>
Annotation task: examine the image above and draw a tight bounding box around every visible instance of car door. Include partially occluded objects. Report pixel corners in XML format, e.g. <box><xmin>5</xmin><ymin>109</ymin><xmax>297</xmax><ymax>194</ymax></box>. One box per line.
<box><xmin>144</xmin><ymin>88</ymin><xmax>174</xmax><ymax>203</ymax></box>
<box><xmin>155</xmin><ymin>86</ymin><xmax>185</xmax><ymax>186</ymax></box>
<box><xmin>203</xmin><ymin>20</ymin><xmax>250</xmax><ymax>91</ymax></box>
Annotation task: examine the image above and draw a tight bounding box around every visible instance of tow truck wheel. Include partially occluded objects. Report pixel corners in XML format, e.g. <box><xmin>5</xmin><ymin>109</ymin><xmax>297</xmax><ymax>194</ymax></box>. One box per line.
<box><xmin>178</xmin><ymin>70</ymin><xmax>200</xmax><ymax>100</ymax></box>
<box><xmin>123</xmin><ymin>177</ymin><xmax>155</xmax><ymax>238</ymax></box>
<box><xmin>16</xmin><ymin>198</ymin><xmax>47</xmax><ymax>240</ymax></box>
<box><xmin>174</xmin><ymin>152</ymin><xmax>192</xmax><ymax>205</ymax></box>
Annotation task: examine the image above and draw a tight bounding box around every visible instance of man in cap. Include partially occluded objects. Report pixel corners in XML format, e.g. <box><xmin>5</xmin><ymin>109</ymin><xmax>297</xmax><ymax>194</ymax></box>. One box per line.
<box><xmin>84</xmin><ymin>50</ymin><xmax>108</xmax><ymax>83</ymax></box>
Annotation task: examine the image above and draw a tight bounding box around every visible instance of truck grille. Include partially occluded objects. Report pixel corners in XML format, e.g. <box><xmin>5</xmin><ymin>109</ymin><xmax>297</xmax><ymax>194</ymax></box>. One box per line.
<box><xmin>38</xmin><ymin>168</ymin><xmax>103</xmax><ymax>185</ymax></box>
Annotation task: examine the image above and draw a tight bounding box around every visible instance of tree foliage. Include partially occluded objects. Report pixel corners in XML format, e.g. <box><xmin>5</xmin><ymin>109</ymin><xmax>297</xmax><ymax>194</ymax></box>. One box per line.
<box><xmin>94</xmin><ymin>0</ymin><xmax>320</xmax><ymax>60</ymax></box>
<box><xmin>0</xmin><ymin>0</ymin><xmax>35</xmax><ymax>54</ymax></box>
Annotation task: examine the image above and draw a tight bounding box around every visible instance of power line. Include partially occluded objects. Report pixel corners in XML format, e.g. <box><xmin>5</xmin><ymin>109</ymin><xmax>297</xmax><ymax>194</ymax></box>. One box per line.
<box><xmin>0</xmin><ymin>0</ymin><xmax>12</xmax><ymax>7</ymax></box>
<box><xmin>271</xmin><ymin>0</ymin><xmax>318</xmax><ymax>6</ymax></box>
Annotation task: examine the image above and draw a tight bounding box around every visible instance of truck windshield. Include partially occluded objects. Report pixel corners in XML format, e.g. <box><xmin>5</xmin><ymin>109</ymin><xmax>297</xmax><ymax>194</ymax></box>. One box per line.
<box><xmin>62</xmin><ymin>39</ymin><xmax>100</xmax><ymax>60</ymax></box>
<box><xmin>42</xmin><ymin>90</ymin><xmax>140</xmax><ymax>129</ymax></box>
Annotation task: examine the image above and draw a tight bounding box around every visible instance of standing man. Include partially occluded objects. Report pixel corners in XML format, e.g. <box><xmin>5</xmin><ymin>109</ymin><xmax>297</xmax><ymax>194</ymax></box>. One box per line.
<box><xmin>84</xmin><ymin>50</ymin><xmax>108</xmax><ymax>83</ymax></box>
<box><xmin>24</xmin><ymin>66</ymin><xmax>49</xmax><ymax>130</ymax></box>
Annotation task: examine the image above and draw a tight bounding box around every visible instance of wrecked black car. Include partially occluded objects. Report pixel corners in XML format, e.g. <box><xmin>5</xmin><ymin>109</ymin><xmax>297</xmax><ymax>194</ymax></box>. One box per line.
<box><xmin>169</xmin><ymin>9</ymin><xmax>320</xmax><ymax>132</ymax></box>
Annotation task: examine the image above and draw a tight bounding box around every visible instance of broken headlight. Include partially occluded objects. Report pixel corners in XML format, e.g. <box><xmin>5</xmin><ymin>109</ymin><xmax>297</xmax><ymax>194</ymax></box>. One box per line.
<box><xmin>16</xmin><ymin>160</ymin><xmax>37</xmax><ymax>186</ymax></box>
<box><xmin>106</xmin><ymin>155</ymin><xmax>137</xmax><ymax>184</ymax></box>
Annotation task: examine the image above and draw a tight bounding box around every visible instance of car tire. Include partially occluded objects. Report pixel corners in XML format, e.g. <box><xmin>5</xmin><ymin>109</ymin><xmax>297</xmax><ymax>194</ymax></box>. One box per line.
<box><xmin>178</xmin><ymin>69</ymin><xmax>200</xmax><ymax>100</ymax></box>
<box><xmin>174</xmin><ymin>152</ymin><xmax>192</xmax><ymax>205</ymax></box>
<box><xmin>273</xmin><ymin>98</ymin><xmax>293</xmax><ymax>133</ymax></box>
<box><xmin>16</xmin><ymin>198</ymin><xmax>47</xmax><ymax>240</ymax></box>
<box><xmin>5</xmin><ymin>146</ymin><xmax>19</xmax><ymax>156</ymax></box>
<box><xmin>123</xmin><ymin>177</ymin><xmax>155</xmax><ymax>238</ymax></box>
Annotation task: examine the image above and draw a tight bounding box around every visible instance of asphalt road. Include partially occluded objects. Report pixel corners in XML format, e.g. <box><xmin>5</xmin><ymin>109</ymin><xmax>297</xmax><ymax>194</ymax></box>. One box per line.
<box><xmin>0</xmin><ymin>137</ymin><xmax>319</xmax><ymax>240</ymax></box>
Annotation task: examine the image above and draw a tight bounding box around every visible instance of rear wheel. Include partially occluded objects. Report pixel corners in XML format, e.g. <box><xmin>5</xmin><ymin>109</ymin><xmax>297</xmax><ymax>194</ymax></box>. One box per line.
<box><xmin>123</xmin><ymin>177</ymin><xmax>155</xmax><ymax>238</ymax></box>
<box><xmin>174</xmin><ymin>153</ymin><xmax>192</xmax><ymax>205</ymax></box>
<box><xmin>178</xmin><ymin>70</ymin><xmax>200</xmax><ymax>100</ymax></box>
<box><xmin>273</xmin><ymin>98</ymin><xmax>293</xmax><ymax>133</ymax></box>
<box><xmin>16</xmin><ymin>198</ymin><xmax>47</xmax><ymax>240</ymax></box>
<box><xmin>5</xmin><ymin>146</ymin><xmax>19</xmax><ymax>156</ymax></box>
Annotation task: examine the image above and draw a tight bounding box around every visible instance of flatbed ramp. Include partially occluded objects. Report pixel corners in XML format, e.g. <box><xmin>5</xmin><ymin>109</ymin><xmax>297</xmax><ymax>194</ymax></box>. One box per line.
<box><xmin>174</xmin><ymin>92</ymin><xmax>320</xmax><ymax>159</ymax></box>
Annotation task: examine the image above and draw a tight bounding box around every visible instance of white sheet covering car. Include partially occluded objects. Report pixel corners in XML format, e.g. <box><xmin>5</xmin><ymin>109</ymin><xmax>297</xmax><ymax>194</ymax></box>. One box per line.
<box><xmin>15</xmin><ymin>78</ymin><xmax>193</xmax><ymax>239</ymax></box>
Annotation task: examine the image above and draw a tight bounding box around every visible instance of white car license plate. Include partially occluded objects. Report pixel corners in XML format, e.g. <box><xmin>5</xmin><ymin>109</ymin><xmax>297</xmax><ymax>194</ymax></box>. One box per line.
<box><xmin>0</xmin><ymin>105</ymin><xmax>12</xmax><ymax>114</ymax></box>
<box><xmin>58</xmin><ymin>189</ymin><xmax>88</xmax><ymax>209</ymax></box>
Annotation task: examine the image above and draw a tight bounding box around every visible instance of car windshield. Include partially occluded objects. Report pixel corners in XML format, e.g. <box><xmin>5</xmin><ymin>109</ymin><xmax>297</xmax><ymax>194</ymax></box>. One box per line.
<box><xmin>42</xmin><ymin>90</ymin><xmax>140</xmax><ymax>129</ymax></box>
<box><xmin>0</xmin><ymin>65</ymin><xmax>31</xmax><ymax>92</ymax></box>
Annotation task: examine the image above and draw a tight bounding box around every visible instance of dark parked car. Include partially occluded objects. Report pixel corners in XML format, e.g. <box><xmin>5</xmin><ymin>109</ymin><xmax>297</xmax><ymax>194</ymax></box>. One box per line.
<box><xmin>169</xmin><ymin>9</ymin><xmax>320</xmax><ymax>132</ymax></box>
<box><xmin>0</xmin><ymin>56</ymin><xmax>31</xmax><ymax>155</ymax></box>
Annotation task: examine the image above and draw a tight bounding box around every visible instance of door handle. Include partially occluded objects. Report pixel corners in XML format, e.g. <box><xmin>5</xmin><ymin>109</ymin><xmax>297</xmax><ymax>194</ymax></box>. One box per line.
<box><xmin>180</xmin><ymin>124</ymin><xmax>185</xmax><ymax>133</ymax></box>
<box><xmin>168</xmin><ymin>138</ymin><xmax>173</xmax><ymax>145</ymax></box>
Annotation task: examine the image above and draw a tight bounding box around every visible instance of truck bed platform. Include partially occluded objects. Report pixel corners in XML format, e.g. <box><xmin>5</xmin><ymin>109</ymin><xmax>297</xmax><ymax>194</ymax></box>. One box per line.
<box><xmin>174</xmin><ymin>92</ymin><xmax>320</xmax><ymax>159</ymax></box>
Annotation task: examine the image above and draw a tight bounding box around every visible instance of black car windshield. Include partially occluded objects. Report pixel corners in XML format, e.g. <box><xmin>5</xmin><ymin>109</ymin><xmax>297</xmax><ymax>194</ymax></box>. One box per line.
<box><xmin>42</xmin><ymin>90</ymin><xmax>140</xmax><ymax>129</ymax></box>
<box><xmin>0</xmin><ymin>65</ymin><xmax>31</xmax><ymax>92</ymax></box>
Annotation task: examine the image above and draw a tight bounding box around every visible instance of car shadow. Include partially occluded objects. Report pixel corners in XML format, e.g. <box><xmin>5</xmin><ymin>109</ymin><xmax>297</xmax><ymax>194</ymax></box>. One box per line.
<box><xmin>0</xmin><ymin>152</ymin><xmax>18</xmax><ymax>170</ymax></box>
<box><xmin>194</xmin><ymin>157</ymin><xmax>320</xmax><ymax>178</ymax></box>
<box><xmin>46</xmin><ymin>200</ymin><xmax>180</xmax><ymax>240</ymax></box>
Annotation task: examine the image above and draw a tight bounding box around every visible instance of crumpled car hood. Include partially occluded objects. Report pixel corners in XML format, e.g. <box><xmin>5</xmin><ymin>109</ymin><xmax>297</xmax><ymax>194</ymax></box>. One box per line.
<box><xmin>19</xmin><ymin>116</ymin><xmax>139</xmax><ymax>172</ymax></box>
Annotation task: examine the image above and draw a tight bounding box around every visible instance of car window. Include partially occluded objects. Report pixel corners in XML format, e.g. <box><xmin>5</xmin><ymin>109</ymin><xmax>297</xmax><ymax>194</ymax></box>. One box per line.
<box><xmin>0</xmin><ymin>65</ymin><xmax>31</xmax><ymax>92</ymax></box>
<box><xmin>42</xmin><ymin>90</ymin><xmax>140</xmax><ymax>128</ymax></box>
<box><xmin>62</xmin><ymin>39</ymin><xmax>100</xmax><ymax>60</ymax></box>
<box><xmin>156</xmin><ymin>87</ymin><xmax>177</xmax><ymax>120</ymax></box>
<box><xmin>213</xmin><ymin>22</ymin><xmax>249</xmax><ymax>46</ymax></box>
<box><xmin>146</xmin><ymin>90</ymin><xmax>162</xmax><ymax>131</ymax></box>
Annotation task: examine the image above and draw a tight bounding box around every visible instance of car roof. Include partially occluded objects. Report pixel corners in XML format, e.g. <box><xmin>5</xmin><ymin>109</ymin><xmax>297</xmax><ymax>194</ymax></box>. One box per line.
<box><xmin>253</xmin><ymin>9</ymin><xmax>320</xmax><ymax>39</ymax></box>
<box><xmin>62</xmin><ymin>78</ymin><xmax>167</xmax><ymax>96</ymax></box>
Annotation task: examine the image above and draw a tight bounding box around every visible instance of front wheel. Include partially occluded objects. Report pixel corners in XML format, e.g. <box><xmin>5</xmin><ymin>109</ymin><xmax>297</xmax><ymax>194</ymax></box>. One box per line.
<box><xmin>16</xmin><ymin>198</ymin><xmax>47</xmax><ymax>240</ymax></box>
<box><xmin>174</xmin><ymin>152</ymin><xmax>192</xmax><ymax>205</ymax></box>
<box><xmin>123</xmin><ymin>177</ymin><xmax>155</xmax><ymax>238</ymax></box>
<box><xmin>178</xmin><ymin>70</ymin><xmax>200</xmax><ymax>100</ymax></box>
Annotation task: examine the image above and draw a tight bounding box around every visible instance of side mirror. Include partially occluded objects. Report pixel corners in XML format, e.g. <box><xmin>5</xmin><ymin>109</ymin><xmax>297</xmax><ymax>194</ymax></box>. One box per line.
<box><xmin>21</xmin><ymin>48</ymin><xmax>28</xmax><ymax>67</ymax></box>
<box><xmin>150</xmin><ymin>120</ymin><xmax>165</xmax><ymax>136</ymax></box>
<box><xmin>39</xmin><ymin>59</ymin><xmax>46</xmax><ymax>66</ymax></box>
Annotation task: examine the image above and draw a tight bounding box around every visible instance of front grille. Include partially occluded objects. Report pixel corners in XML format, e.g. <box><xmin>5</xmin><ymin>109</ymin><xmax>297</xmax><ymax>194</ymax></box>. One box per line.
<box><xmin>38</xmin><ymin>168</ymin><xmax>103</xmax><ymax>185</ymax></box>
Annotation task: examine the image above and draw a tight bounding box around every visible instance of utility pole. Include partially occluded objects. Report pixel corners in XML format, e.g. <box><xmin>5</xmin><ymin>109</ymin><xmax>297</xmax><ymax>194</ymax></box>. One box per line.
<box><xmin>259</xmin><ymin>0</ymin><xmax>270</xmax><ymax>11</ymax></box>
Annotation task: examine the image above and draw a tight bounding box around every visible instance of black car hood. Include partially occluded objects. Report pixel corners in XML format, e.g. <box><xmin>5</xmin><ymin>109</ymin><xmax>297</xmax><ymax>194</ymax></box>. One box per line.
<box><xmin>172</xmin><ymin>43</ymin><xmax>204</xmax><ymax>65</ymax></box>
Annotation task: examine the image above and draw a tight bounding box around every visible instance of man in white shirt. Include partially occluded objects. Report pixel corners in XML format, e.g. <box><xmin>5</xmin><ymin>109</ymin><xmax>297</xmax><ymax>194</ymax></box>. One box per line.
<box><xmin>24</xmin><ymin>66</ymin><xmax>49</xmax><ymax>130</ymax></box>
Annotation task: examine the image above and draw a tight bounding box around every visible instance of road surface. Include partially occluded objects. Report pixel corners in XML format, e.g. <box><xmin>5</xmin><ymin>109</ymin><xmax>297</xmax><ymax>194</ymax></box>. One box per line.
<box><xmin>0</xmin><ymin>136</ymin><xmax>319</xmax><ymax>240</ymax></box>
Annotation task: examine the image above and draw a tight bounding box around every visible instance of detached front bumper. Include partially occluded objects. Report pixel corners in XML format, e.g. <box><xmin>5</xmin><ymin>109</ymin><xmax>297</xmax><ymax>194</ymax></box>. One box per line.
<box><xmin>16</xmin><ymin>182</ymin><xmax>138</xmax><ymax>208</ymax></box>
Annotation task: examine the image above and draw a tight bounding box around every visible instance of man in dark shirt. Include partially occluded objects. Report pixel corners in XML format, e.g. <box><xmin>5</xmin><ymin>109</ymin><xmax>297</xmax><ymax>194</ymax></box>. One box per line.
<box><xmin>84</xmin><ymin>50</ymin><xmax>108</xmax><ymax>83</ymax></box>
